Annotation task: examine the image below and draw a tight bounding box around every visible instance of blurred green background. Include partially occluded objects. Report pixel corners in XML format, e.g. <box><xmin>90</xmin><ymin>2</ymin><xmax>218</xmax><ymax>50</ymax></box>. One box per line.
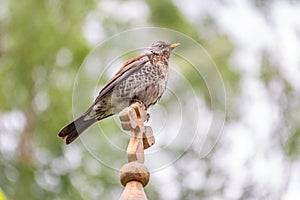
<box><xmin>1</xmin><ymin>0</ymin><xmax>300</xmax><ymax>199</ymax></box>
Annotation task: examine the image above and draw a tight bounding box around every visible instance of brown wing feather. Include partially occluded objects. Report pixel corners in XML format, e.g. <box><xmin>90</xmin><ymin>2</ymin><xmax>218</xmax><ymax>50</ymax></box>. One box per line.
<box><xmin>94</xmin><ymin>54</ymin><xmax>149</xmax><ymax>102</ymax></box>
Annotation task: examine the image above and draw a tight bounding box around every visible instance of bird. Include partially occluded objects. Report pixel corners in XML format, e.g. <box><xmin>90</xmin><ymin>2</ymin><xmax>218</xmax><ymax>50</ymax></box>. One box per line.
<box><xmin>58</xmin><ymin>41</ymin><xmax>180</xmax><ymax>144</ymax></box>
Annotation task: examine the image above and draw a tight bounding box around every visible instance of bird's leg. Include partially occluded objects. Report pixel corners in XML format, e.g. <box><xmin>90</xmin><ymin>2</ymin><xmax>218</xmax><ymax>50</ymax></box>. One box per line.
<box><xmin>130</xmin><ymin>99</ymin><xmax>151</xmax><ymax>123</ymax></box>
<box><xmin>130</xmin><ymin>100</ymin><xmax>146</xmax><ymax>120</ymax></box>
<box><xmin>131</xmin><ymin>99</ymin><xmax>146</xmax><ymax>109</ymax></box>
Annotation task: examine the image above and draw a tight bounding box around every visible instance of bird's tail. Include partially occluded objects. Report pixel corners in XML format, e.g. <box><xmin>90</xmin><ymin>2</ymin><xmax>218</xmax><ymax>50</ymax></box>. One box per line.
<box><xmin>58</xmin><ymin>113</ymin><xmax>97</xmax><ymax>144</ymax></box>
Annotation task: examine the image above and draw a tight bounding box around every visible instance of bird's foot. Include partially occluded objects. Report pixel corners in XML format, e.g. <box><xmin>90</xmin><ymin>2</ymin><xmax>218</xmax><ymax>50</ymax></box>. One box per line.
<box><xmin>131</xmin><ymin>99</ymin><xmax>146</xmax><ymax>109</ymax></box>
<box><xmin>131</xmin><ymin>100</ymin><xmax>151</xmax><ymax>123</ymax></box>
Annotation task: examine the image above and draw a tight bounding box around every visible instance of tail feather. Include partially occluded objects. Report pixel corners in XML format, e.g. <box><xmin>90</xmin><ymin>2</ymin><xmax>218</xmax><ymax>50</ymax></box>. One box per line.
<box><xmin>58</xmin><ymin>114</ymin><xmax>97</xmax><ymax>144</ymax></box>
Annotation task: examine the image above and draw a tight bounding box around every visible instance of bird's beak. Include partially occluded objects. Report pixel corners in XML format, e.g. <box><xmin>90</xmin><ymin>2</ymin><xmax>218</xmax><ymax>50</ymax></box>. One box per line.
<box><xmin>170</xmin><ymin>43</ymin><xmax>180</xmax><ymax>49</ymax></box>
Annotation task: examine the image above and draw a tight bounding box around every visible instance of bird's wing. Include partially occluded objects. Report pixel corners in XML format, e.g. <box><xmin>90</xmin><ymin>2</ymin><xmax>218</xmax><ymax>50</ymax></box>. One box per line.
<box><xmin>95</xmin><ymin>54</ymin><xmax>150</xmax><ymax>102</ymax></box>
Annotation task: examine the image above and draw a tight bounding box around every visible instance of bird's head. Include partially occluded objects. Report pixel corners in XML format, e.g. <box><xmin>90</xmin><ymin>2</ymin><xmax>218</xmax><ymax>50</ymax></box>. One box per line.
<box><xmin>150</xmin><ymin>41</ymin><xmax>180</xmax><ymax>55</ymax></box>
<box><xmin>140</xmin><ymin>41</ymin><xmax>180</xmax><ymax>65</ymax></box>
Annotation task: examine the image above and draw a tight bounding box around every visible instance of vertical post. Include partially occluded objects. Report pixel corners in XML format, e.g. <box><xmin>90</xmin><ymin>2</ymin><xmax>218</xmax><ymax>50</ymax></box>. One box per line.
<box><xmin>118</xmin><ymin>102</ymin><xmax>155</xmax><ymax>200</ymax></box>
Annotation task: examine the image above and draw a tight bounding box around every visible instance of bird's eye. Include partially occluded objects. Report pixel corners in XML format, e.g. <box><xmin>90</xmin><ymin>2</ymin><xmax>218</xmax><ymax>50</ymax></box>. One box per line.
<box><xmin>151</xmin><ymin>50</ymin><xmax>159</xmax><ymax>55</ymax></box>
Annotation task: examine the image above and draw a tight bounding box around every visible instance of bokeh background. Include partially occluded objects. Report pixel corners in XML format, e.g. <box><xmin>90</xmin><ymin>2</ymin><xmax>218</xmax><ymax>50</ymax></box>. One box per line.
<box><xmin>1</xmin><ymin>0</ymin><xmax>300</xmax><ymax>199</ymax></box>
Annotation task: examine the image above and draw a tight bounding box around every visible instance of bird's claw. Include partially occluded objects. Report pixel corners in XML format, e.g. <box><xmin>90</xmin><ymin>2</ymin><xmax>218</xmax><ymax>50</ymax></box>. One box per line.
<box><xmin>145</xmin><ymin>113</ymin><xmax>150</xmax><ymax>122</ymax></box>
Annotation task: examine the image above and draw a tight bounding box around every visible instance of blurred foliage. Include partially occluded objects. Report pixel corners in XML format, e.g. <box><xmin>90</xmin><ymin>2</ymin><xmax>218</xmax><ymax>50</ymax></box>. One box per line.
<box><xmin>0</xmin><ymin>0</ymin><xmax>299</xmax><ymax>200</ymax></box>
<box><xmin>0</xmin><ymin>188</ymin><xmax>6</xmax><ymax>200</ymax></box>
<box><xmin>146</xmin><ymin>0</ymin><xmax>196</xmax><ymax>37</ymax></box>
<box><xmin>0</xmin><ymin>0</ymin><xmax>98</xmax><ymax>199</ymax></box>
